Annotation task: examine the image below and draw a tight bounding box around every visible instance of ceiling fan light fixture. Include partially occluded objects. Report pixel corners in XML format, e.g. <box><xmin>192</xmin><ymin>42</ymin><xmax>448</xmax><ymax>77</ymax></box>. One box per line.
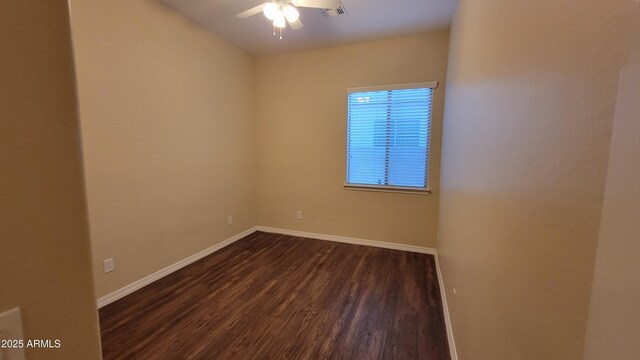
<box><xmin>283</xmin><ymin>5</ymin><xmax>300</xmax><ymax>23</ymax></box>
<box><xmin>236</xmin><ymin>0</ymin><xmax>307</xmax><ymax>34</ymax></box>
<box><xmin>273</xmin><ymin>11</ymin><xmax>286</xmax><ymax>28</ymax></box>
<box><xmin>263</xmin><ymin>2</ymin><xmax>279</xmax><ymax>20</ymax></box>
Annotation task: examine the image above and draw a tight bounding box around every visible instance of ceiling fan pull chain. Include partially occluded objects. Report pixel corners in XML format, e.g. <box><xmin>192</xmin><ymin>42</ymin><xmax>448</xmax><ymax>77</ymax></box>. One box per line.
<box><xmin>280</xmin><ymin>28</ymin><xmax>283</xmax><ymax>40</ymax></box>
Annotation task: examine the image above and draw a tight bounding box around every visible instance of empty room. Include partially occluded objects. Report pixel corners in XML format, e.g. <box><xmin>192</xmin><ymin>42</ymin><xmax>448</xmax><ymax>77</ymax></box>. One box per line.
<box><xmin>1</xmin><ymin>0</ymin><xmax>639</xmax><ymax>359</ymax></box>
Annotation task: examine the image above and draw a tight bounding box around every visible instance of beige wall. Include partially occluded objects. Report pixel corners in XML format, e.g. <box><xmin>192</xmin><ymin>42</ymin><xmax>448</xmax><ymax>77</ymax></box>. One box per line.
<box><xmin>254</xmin><ymin>32</ymin><xmax>449</xmax><ymax>247</ymax></box>
<box><xmin>584</xmin><ymin>7</ymin><xmax>640</xmax><ymax>359</ymax></box>
<box><xmin>70</xmin><ymin>0</ymin><xmax>256</xmax><ymax>298</ymax></box>
<box><xmin>438</xmin><ymin>0</ymin><xmax>630</xmax><ymax>359</ymax></box>
<box><xmin>0</xmin><ymin>1</ymin><xmax>102</xmax><ymax>359</ymax></box>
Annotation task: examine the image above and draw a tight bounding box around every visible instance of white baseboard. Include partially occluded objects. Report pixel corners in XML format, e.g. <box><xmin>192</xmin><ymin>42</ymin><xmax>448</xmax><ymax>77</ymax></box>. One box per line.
<box><xmin>256</xmin><ymin>226</ymin><xmax>457</xmax><ymax>360</ymax></box>
<box><xmin>433</xmin><ymin>253</ymin><xmax>459</xmax><ymax>360</ymax></box>
<box><xmin>255</xmin><ymin>226</ymin><xmax>437</xmax><ymax>254</ymax></box>
<box><xmin>96</xmin><ymin>226</ymin><xmax>258</xmax><ymax>308</ymax></box>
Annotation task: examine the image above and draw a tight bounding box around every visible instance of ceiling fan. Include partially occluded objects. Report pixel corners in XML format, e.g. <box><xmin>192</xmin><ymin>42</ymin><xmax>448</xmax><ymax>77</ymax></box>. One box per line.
<box><xmin>236</xmin><ymin>0</ymin><xmax>341</xmax><ymax>38</ymax></box>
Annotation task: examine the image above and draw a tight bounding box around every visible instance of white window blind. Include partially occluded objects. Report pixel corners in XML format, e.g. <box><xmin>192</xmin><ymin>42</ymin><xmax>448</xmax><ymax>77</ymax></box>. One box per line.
<box><xmin>346</xmin><ymin>83</ymin><xmax>435</xmax><ymax>191</ymax></box>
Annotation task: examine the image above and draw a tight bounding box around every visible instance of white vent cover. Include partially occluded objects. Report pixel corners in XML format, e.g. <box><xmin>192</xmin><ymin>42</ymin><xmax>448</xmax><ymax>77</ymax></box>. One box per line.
<box><xmin>321</xmin><ymin>2</ymin><xmax>347</xmax><ymax>16</ymax></box>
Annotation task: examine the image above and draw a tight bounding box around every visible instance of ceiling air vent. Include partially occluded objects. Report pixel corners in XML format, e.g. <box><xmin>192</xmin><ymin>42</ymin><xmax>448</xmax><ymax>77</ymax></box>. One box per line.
<box><xmin>321</xmin><ymin>2</ymin><xmax>346</xmax><ymax>17</ymax></box>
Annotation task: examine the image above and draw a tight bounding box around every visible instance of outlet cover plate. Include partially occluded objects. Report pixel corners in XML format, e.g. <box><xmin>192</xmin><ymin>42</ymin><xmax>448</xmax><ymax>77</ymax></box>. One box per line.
<box><xmin>0</xmin><ymin>307</ymin><xmax>26</xmax><ymax>360</ymax></box>
<box><xmin>103</xmin><ymin>258</ymin><xmax>114</xmax><ymax>273</ymax></box>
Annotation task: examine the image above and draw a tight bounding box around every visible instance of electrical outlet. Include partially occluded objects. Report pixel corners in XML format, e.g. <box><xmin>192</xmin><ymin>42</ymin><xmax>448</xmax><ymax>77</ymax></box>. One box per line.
<box><xmin>296</xmin><ymin>211</ymin><xmax>303</xmax><ymax>220</ymax></box>
<box><xmin>227</xmin><ymin>216</ymin><xmax>233</xmax><ymax>225</ymax></box>
<box><xmin>103</xmin><ymin>258</ymin><xmax>114</xmax><ymax>273</ymax></box>
<box><xmin>0</xmin><ymin>307</ymin><xmax>26</xmax><ymax>360</ymax></box>
<box><xmin>452</xmin><ymin>288</ymin><xmax>457</xmax><ymax>309</ymax></box>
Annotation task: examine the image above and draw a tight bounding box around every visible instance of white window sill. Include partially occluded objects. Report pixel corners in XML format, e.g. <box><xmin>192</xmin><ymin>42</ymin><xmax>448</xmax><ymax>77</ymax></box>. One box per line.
<box><xmin>344</xmin><ymin>184</ymin><xmax>432</xmax><ymax>195</ymax></box>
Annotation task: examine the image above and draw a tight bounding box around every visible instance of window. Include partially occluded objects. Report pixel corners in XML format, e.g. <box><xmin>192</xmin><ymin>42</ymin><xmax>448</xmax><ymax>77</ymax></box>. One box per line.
<box><xmin>345</xmin><ymin>82</ymin><xmax>436</xmax><ymax>193</ymax></box>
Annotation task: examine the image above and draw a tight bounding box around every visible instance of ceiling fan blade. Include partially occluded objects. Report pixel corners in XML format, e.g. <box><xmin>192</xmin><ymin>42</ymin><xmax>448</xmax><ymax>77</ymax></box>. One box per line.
<box><xmin>236</xmin><ymin>3</ymin><xmax>265</xmax><ymax>18</ymax></box>
<box><xmin>289</xmin><ymin>18</ymin><xmax>304</xmax><ymax>30</ymax></box>
<box><xmin>291</xmin><ymin>0</ymin><xmax>340</xmax><ymax>9</ymax></box>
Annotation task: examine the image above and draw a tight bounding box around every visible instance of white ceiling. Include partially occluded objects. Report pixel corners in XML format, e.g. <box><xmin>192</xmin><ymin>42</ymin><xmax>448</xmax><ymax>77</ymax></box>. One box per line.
<box><xmin>158</xmin><ymin>0</ymin><xmax>457</xmax><ymax>55</ymax></box>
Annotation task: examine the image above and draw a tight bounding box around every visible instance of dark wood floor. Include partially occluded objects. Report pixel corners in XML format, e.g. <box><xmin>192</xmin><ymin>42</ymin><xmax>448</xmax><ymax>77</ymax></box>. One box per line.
<box><xmin>99</xmin><ymin>231</ymin><xmax>450</xmax><ymax>360</ymax></box>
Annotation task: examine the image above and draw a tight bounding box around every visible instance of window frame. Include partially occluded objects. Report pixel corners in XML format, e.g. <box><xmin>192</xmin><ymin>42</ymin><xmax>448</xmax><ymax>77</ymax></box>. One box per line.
<box><xmin>344</xmin><ymin>81</ymin><xmax>438</xmax><ymax>195</ymax></box>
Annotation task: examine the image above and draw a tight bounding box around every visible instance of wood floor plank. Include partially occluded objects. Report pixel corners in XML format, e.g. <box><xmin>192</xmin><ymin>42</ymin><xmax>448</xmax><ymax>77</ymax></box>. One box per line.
<box><xmin>99</xmin><ymin>231</ymin><xmax>451</xmax><ymax>359</ymax></box>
